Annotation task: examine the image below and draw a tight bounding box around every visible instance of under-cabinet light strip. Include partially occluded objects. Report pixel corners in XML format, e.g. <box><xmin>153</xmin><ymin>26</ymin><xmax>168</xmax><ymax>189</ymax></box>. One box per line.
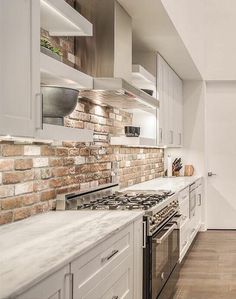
<box><xmin>41</xmin><ymin>0</ymin><xmax>83</xmax><ymax>33</ymax></box>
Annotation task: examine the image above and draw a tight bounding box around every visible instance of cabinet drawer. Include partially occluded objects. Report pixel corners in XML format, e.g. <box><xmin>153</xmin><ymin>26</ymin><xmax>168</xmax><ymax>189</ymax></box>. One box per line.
<box><xmin>77</xmin><ymin>255</ymin><xmax>133</xmax><ymax>299</ymax></box>
<box><xmin>178</xmin><ymin>187</ymin><xmax>189</xmax><ymax>204</ymax></box>
<box><xmin>71</xmin><ymin>223</ymin><xmax>133</xmax><ymax>295</ymax></box>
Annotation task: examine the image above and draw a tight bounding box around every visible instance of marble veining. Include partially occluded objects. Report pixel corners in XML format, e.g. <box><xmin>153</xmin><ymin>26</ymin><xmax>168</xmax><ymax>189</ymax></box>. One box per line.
<box><xmin>0</xmin><ymin>210</ymin><xmax>143</xmax><ymax>299</ymax></box>
<box><xmin>122</xmin><ymin>176</ymin><xmax>202</xmax><ymax>193</ymax></box>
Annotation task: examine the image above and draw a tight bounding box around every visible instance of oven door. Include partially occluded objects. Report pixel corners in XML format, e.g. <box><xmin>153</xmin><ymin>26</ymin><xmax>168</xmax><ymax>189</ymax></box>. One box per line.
<box><xmin>151</xmin><ymin>222</ymin><xmax>179</xmax><ymax>299</ymax></box>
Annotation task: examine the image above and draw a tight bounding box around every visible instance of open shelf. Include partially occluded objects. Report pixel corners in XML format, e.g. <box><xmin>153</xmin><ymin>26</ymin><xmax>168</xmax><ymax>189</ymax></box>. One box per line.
<box><xmin>40</xmin><ymin>0</ymin><xmax>93</xmax><ymax>36</ymax></box>
<box><xmin>110</xmin><ymin>136</ymin><xmax>156</xmax><ymax>147</ymax></box>
<box><xmin>36</xmin><ymin>124</ymin><xmax>94</xmax><ymax>142</ymax></box>
<box><xmin>40</xmin><ymin>53</ymin><xmax>93</xmax><ymax>89</ymax></box>
<box><xmin>132</xmin><ymin>64</ymin><xmax>157</xmax><ymax>99</ymax></box>
<box><xmin>132</xmin><ymin>64</ymin><xmax>156</xmax><ymax>85</ymax></box>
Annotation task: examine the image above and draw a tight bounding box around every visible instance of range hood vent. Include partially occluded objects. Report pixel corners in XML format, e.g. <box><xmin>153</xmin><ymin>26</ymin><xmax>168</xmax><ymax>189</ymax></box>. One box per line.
<box><xmin>76</xmin><ymin>0</ymin><xmax>159</xmax><ymax>111</ymax></box>
<box><xmin>80</xmin><ymin>78</ymin><xmax>158</xmax><ymax>113</ymax></box>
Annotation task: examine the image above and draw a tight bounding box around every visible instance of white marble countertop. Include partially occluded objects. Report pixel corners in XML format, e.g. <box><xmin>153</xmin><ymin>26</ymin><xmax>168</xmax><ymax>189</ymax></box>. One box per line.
<box><xmin>0</xmin><ymin>210</ymin><xmax>144</xmax><ymax>299</ymax></box>
<box><xmin>122</xmin><ymin>176</ymin><xmax>202</xmax><ymax>193</ymax></box>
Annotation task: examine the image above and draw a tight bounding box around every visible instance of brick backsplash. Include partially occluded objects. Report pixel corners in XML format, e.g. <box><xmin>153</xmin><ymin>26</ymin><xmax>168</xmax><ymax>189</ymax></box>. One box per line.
<box><xmin>0</xmin><ymin>100</ymin><xmax>164</xmax><ymax>225</ymax></box>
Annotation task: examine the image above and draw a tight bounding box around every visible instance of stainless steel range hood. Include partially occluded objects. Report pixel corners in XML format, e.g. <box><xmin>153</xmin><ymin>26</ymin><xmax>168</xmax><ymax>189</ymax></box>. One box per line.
<box><xmin>75</xmin><ymin>0</ymin><xmax>159</xmax><ymax>112</ymax></box>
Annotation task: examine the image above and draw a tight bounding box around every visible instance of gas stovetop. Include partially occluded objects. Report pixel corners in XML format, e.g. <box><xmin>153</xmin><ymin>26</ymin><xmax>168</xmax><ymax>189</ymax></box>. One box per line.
<box><xmin>77</xmin><ymin>190</ymin><xmax>175</xmax><ymax>211</ymax></box>
<box><xmin>56</xmin><ymin>183</ymin><xmax>179</xmax><ymax>235</ymax></box>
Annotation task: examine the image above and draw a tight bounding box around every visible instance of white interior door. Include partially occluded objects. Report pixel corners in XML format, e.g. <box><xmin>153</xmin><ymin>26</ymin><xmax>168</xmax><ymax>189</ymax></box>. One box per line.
<box><xmin>206</xmin><ymin>81</ymin><xmax>236</xmax><ymax>229</ymax></box>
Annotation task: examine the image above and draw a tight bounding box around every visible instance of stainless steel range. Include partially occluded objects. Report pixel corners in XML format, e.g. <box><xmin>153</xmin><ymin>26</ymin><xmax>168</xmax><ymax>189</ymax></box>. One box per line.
<box><xmin>56</xmin><ymin>183</ymin><xmax>180</xmax><ymax>299</ymax></box>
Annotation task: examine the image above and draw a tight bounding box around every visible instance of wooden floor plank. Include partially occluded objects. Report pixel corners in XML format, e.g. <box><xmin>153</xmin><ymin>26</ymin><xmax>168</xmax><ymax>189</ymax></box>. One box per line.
<box><xmin>173</xmin><ymin>231</ymin><xmax>236</xmax><ymax>299</ymax></box>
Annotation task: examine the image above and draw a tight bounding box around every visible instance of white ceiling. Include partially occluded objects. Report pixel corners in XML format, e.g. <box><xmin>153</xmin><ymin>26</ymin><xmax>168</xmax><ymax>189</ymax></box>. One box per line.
<box><xmin>118</xmin><ymin>0</ymin><xmax>202</xmax><ymax>80</ymax></box>
<box><xmin>119</xmin><ymin>0</ymin><xmax>236</xmax><ymax>81</ymax></box>
<box><xmin>206</xmin><ymin>0</ymin><xmax>236</xmax><ymax>80</ymax></box>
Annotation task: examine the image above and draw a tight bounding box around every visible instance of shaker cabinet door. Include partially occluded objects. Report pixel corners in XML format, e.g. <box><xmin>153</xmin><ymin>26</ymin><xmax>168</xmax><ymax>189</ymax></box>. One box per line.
<box><xmin>16</xmin><ymin>265</ymin><xmax>71</xmax><ymax>299</ymax></box>
<box><xmin>157</xmin><ymin>54</ymin><xmax>183</xmax><ymax>147</ymax></box>
<box><xmin>0</xmin><ymin>0</ymin><xmax>40</xmax><ymax>137</ymax></box>
<box><xmin>76</xmin><ymin>256</ymin><xmax>133</xmax><ymax>299</ymax></box>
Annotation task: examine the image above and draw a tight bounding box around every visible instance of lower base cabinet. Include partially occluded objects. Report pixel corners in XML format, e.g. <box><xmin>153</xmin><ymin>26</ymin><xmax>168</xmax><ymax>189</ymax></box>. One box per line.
<box><xmin>16</xmin><ymin>265</ymin><xmax>71</xmax><ymax>299</ymax></box>
<box><xmin>179</xmin><ymin>179</ymin><xmax>203</xmax><ymax>262</ymax></box>
<box><xmin>76</xmin><ymin>256</ymin><xmax>133</xmax><ymax>299</ymax></box>
<box><xmin>15</xmin><ymin>218</ymin><xmax>143</xmax><ymax>299</ymax></box>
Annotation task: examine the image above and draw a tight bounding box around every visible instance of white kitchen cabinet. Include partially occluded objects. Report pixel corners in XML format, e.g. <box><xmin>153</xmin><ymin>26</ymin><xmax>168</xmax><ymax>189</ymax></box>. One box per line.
<box><xmin>179</xmin><ymin>180</ymin><xmax>203</xmax><ymax>262</ymax></box>
<box><xmin>71</xmin><ymin>223</ymin><xmax>136</xmax><ymax>299</ymax></box>
<box><xmin>167</xmin><ymin>64</ymin><xmax>175</xmax><ymax>146</ymax></box>
<box><xmin>133</xmin><ymin>218</ymin><xmax>143</xmax><ymax>299</ymax></box>
<box><xmin>157</xmin><ymin>54</ymin><xmax>183</xmax><ymax>147</ymax></box>
<box><xmin>157</xmin><ymin>55</ymin><xmax>165</xmax><ymax>145</ymax></box>
<box><xmin>178</xmin><ymin>187</ymin><xmax>190</xmax><ymax>262</ymax></box>
<box><xmin>16</xmin><ymin>265</ymin><xmax>71</xmax><ymax>299</ymax></box>
<box><xmin>179</xmin><ymin>220</ymin><xmax>190</xmax><ymax>262</ymax></box>
<box><xmin>0</xmin><ymin>0</ymin><xmax>40</xmax><ymax>138</ymax></box>
<box><xmin>176</xmin><ymin>75</ymin><xmax>184</xmax><ymax>146</ymax></box>
<box><xmin>14</xmin><ymin>219</ymin><xmax>143</xmax><ymax>299</ymax></box>
<box><xmin>75</xmin><ymin>256</ymin><xmax>133</xmax><ymax>299</ymax></box>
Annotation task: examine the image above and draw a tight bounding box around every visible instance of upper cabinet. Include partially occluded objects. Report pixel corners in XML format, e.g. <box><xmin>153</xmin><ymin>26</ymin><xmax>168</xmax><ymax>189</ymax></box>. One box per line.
<box><xmin>157</xmin><ymin>54</ymin><xmax>183</xmax><ymax>147</ymax></box>
<box><xmin>0</xmin><ymin>0</ymin><xmax>94</xmax><ymax>142</ymax></box>
<box><xmin>0</xmin><ymin>0</ymin><xmax>40</xmax><ymax>138</ymax></box>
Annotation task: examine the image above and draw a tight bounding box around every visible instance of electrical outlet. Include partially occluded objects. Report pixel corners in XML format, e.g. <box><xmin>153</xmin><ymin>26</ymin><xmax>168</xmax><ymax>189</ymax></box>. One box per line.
<box><xmin>68</xmin><ymin>53</ymin><xmax>75</xmax><ymax>64</ymax></box>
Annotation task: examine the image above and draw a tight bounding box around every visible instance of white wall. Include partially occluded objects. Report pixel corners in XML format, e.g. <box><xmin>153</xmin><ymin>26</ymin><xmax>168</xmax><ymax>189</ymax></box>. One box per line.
<box><xmin>162</xmin><ymin>0</ymin><xmax>236</xmax><ymax>81</ymax></box>
<box><xmin>161</xmin><ymin>0</ymin><xmax>205</xmax><ymax>78</ymax></box>
<box><xmin>205</xmin><ymin>1</ymin><xmax>236</xmax><ymax>80</ymax></box>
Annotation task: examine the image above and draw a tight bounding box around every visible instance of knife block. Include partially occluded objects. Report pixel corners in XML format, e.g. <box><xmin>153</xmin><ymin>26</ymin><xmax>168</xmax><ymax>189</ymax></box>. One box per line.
<box><xmin>173</xmin><ymin>170</ymin><xmax>180</xmax><ymax>177</ymax></box>
<box><xmin>184</xmin><ymin>165</ymin><xmax>194</xmax><ymax>176</ymax></box>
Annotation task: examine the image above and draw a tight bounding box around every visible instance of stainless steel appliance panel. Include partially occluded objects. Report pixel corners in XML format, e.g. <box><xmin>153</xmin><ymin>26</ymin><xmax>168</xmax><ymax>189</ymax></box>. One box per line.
<box><xmin>151</xmin><ymin>222</ymin><xmax>179</xmax><ymax>299</ymax></box>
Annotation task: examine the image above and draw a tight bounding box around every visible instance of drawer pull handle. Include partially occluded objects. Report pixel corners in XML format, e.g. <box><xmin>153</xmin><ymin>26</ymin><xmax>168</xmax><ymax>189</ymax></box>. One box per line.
<box><xmin>161</xmin><ymin>272</ymin><xmax>165</xmax><ymax>280</ymax></box>
<box><xmin>101</xmin><ymin>249</ymin><xmax>119</xmax><ymax>263</ymax></box>
<box><xmin>112</xmin><ymin>296</ymin><xmax>119</xmax><ymax>299</ymax></box>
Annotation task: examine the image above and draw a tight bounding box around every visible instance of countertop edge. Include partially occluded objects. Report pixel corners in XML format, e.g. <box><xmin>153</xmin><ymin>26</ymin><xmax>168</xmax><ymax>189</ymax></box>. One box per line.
<box><xmin>121</xmin><ymin>176</ymin><xmax>203</xmax><ymax>194</ymax></box>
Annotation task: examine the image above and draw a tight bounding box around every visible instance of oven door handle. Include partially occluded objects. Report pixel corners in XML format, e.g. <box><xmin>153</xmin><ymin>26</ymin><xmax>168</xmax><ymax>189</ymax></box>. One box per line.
<box><xmin>152</xmin><ymin>223</ymin><xmax>176</xmax><ymax>244</ymax></box>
